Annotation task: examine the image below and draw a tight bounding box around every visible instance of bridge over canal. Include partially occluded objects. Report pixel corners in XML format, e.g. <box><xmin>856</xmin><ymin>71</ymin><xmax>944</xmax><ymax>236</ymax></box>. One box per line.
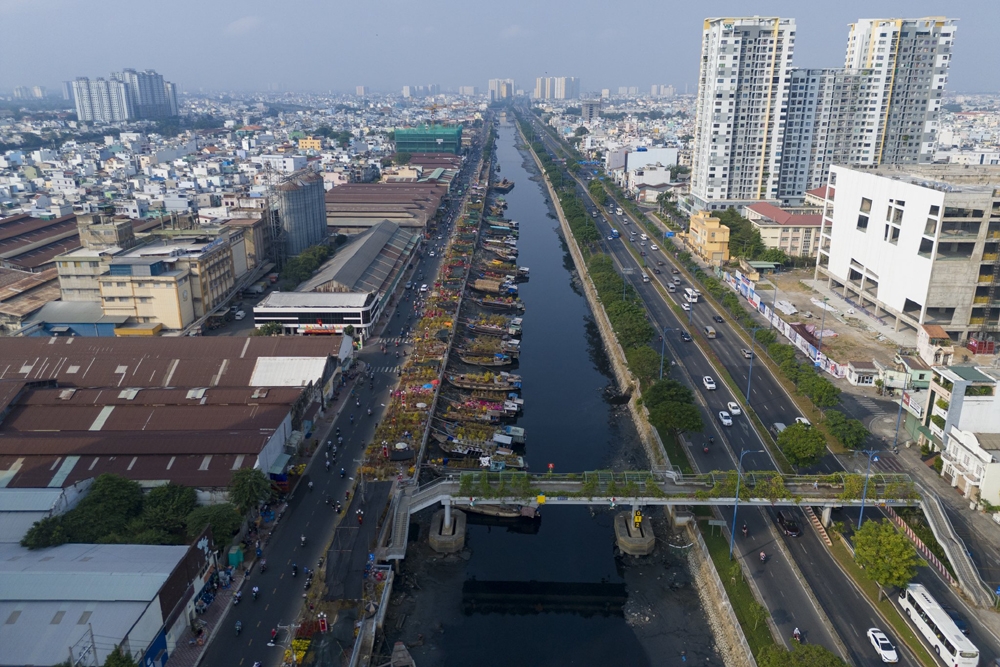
<box><xmin>381</xmin><ymin>469</ymin><xmax>920</xmax><ymax>560</ymax></box>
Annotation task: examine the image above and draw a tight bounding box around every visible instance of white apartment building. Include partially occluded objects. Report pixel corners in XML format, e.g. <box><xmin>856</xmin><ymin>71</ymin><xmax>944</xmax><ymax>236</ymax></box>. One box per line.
<box><xmin>690</xmin><ymin>17</ymin><xmax>795</xmax><ymax>212</ymax></box>
<box><xmin>844</xmin><ymin>18</ymin><xmax>957</xmax><ymax>166</ymax></box>
<box><xmin>816</xmin><ymin>164</ymin><xmax>1000</xmax><ymax>343</ymax></box>
<box><xmin>252</xmin><ymin>155</ymin><xmax>308</xmax><ymax>174</ymax></box>
<box><xmin>923</xmin><ymin>365</ymin><xmax>1000</xmax><ymax>504</ymax></box>
<box><xmin>72</xmin><ymin>78</ymin><xmax>133</xmax><ymax>123</ymax></box>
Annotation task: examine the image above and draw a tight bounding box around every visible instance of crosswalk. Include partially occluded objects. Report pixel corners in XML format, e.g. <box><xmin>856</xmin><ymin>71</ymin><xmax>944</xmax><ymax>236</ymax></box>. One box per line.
<box><xmin>379</xmin><ymin>337</ymin><xmax>414</xmax><ymax>346</ymax></box>
<box><xmin>370</xmin><ymin>365</ymin><xmax>403</xmax><ymax>374</ymax></box>
<box><xmin>855</xmin><ymin>396</ymin><xmax>887</xmax><ymax>416</ymax></box>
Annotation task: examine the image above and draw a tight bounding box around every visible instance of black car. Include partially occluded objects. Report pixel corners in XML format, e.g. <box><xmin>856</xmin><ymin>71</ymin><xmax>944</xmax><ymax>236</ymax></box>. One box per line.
<box><xmin>654</xmin><ymin>268</ymin><xmax>662</xmax><ymax>274</ymax></box>
<box><xmin>680</xmin><ymin>332</ymin><xmax>692</xmax><ymax>342</ymax></box>
<box><xmin>657</xmin><ymin>260</ymin><xmax>665</xmax><ymax>266</ymax></box>
<box><xmin>775</xmin><ymin>511</ymin><xmax>802</xmax><ymax>537</ymax></box>
<box><xmin>712</xmin><ymin>315</ymin><xmax>724</xmax><ymax>323</ymax></box>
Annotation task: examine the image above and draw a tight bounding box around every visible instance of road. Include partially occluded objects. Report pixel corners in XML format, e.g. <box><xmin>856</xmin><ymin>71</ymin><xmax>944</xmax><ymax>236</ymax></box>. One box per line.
<box><xmin>520</xmin><ymin>113</ymin><xmax>929</xmax><ymax>666</ymax></box>
<box><xmin>199</xmin><ymin>139</ymin><xmax>485</xmax><ymax>667</ymax></box>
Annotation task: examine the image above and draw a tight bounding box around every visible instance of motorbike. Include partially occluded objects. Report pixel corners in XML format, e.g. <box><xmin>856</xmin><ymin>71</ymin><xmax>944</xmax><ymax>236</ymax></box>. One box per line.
<box><xmin>252</xmin><ymin>587</ymin><xmax>259</xmax><ymax>601</ymax></box>
<box><xmin>741</xmin><ymin>524</ymin><xmax>748</xmax><ymax>538</ymax></box>
<box><xmin>259</xmin><ymin>560</ymin><xmax>267</xmax><ymax>574</ymax></box>
<box><xmin>325</xmin><ymin>460</ymin><xmax>331</xmax><ymax>472</ymax></box>
<box><xmin>759</xmin><ymin>551</ymin><xmax>767</xmax><ymax>563</ymax></box>
<box><xmin>235</xmin><ymin>621</ymin><xmax>242</xmax><ymax>636</ymax></box>
<box><xmin>340</xmin><ymin>468</ymin><xmax>346</xmax><ymax>478</ymax></box>
<box><xmin>233</xmin><ymin>592</ymin><xmax>241</xmax><ymax>605</ymax></box>
<box><xmin>300</xmin><ymin>535</ymin><xmax>307</xmax><ymax>547</ymax></box>
<box><xmin>367</xmin><ymin>408</ymin><xmax>372</xmax><ymax>416</ymax></box>
<box><xmin>292</xmin><ymin>564</ymin><xmax>298</xmax><ymax>577</ymax></box>
<box><xmin>307</xmin><ymin>481</ymin><xmax>313</xmax><ymax>492</ymax></box>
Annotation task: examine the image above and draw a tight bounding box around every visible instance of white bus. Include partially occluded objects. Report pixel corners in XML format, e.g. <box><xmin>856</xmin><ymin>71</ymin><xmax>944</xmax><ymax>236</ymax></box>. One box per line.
<box><xmin>684</xmin><ymin>288</ymin><xmax>699</xmax><ymax>304</ymax></box>
<box><xmin>898</xmin><ymin>584</ymin><xmax>978</xmax><ymax>666</ymax></box>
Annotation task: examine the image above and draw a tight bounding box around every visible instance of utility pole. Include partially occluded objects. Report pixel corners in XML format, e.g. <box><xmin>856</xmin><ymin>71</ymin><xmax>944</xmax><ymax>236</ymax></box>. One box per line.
<box><xmin>276</xmin><ymin>622</ymin><xmax>301</xmax><ymax>665</ymax></box>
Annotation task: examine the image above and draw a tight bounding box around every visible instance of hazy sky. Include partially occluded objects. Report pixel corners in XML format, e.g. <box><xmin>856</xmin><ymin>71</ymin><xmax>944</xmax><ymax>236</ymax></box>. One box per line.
<box><xmin>2</xmin><ymin>0</ymin><xmax>998</xmax><ymax>94</ymax></box>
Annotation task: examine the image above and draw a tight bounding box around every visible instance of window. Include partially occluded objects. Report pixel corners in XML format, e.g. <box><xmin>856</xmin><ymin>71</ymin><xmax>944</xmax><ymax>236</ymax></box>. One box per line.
<box><xmin>857</xmin><ymin>214</ymin><xmax>870</xmax><ymax>230</ymax></box>
<box><xmin>924</xmin><ymin>218</ymin><xmax>938</xmax><ymax>236</ymax></box>
<box><xmin>929</xmin><ymin>204</ymin><xmax>940</xmax><ymax>216</ymax></box>
<box><xmin>860</xmin><ymin>198</ymin><xmax>872</xmax><ymax>213</ymax></box>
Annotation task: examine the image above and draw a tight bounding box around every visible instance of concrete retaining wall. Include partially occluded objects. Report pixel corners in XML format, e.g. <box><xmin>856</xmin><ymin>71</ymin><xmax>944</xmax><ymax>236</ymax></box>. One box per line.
<box><xmin>515</xmin><ymin>122</ymin><xmax>666</xmax><ymax>468</ymax></box>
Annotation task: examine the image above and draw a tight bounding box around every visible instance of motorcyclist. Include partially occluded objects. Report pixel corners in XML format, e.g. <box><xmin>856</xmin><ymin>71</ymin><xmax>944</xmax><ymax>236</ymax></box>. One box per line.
<box><xmin>307</xmin><ymin>481</ymin><xmax>313</xmax><ymax>491</ymax></box>
<box><xmin>252</xmin><ymin>585</ymin><xmax>259</xmax><ymax>600</ymax></box>
<box><xmin>259</xmin><ymin>559</ymin><xmax>267</xmax><ymax>573</ymax></box>
<box><xmin>235</xmin><ymin>620</ymin><xmax>242</xmax><ymax>635</ymax></box>
<box><xmin>792</xmin><ymin>628</ymin><xmax>801</xmax><ymax>642</ymax></box>
<box><xmin>292</xmin><ymin>563</ymin><xmax>297</xmax><ymax>577</ymax></box>
<box><xmin>300</xmin><ymin>534</ymin><xmax>306</xmax><ymax>547</ymax></box>
<box><xmin>325</xmin><ymin>460</ymin><xmax>331</xmax><ymax>472</ymax></box>
<box><xmin>340</xmin><ymin>467</ymin><xmax>346</xmax><ymax>478</ymax></box>
<box><xmin>759</xmin><ymin>551</ymin><xmax>766</xmax><ymax>562</ymax></box>
<box><xmin>741</xmin><ymin>523</ymin><xmax>748</xmax><ymax>538</ymax></box>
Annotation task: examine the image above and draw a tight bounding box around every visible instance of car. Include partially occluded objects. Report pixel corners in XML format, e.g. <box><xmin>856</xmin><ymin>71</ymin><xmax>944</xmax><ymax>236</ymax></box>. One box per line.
<box><xmin>420</xmin><ymin>284</ymin><xmax>429</xmax><ymax>293</ymax></box>
<box><xmin>608</xmin><ymin>235</ymin><xmax>615</xmax><ymax>241</ymax></box>
<box><xmin>640</xmin><ymin>251</ymin><xmax>647</xmax><ymax>256</ymax></box>
<box><xmin>680</xmin><ymin>331</ymin><xmax>692</xmax><ymax>342</ymax></box>
<box><xmin>650</xmin><ymin>244</ymin><xmax>658</xmax><ymax>251</ymax></box>
<box><xmin>703</xmin><ymin>376</ymin><xmax>717</xmax><ymax>390</ymax></box>
<box><xmin>795</xmin><ymin>417</ymin><xmax>812</xmax><ymax>427</ymax></box>
<box><xmin>405</xmin><ymin>281</ymin><xmax>413</xmax><ymax>289</ymax></box>
<box><xmin>234</xmin><ymin>311</ymin><xmax>246</xmax><ymax>320</ymax></box>
<box><xmin>741</xmin><ymin>348</ymin><xmax>753</xmax><ymax>359</ymax></box>
<box><xmin>718</xmin><ymin>410</ymin><xmax>732</xmax><ymax>426</ymax></box>
<box><xmin>712</xmin><ymin>315</ymin><xmax>724</xmax><ymax>323</ymax></box>
<box><xmin>429</xmin><ymin>251</ymin><xmax>436</xmax><ymax>257</ymax></box>
<box><xmin>681</xmin><ymin>303</ymin><xmax>691</xmax><ymax>311</ymax></box>
<box><xmin>657</xmin><ymin>260</ymin><xmax>665</xmax><ymax>266</ymax></box>
<box><xmin>775</xmin><ymin>511</ymin><xmax>802</xmax><ymax>537</ymax></box>
<box><xmin>653</xmin><ymin>268</ymin><xmax>662</xmax><ymax>274</ymax></box>
<box><xmin>867</xmin><ymin>628</ymin><xmax>898</xmax><ymax>663</ymax></box>
<box><xmin>727</xmin><ymin>401</ymin><xmax>742</xmax><ymax>415</ymax></box>
<box><xmin>672</xmin><ymin>269</ymin><xmax>680</xmax><ymax>274</ymax></box>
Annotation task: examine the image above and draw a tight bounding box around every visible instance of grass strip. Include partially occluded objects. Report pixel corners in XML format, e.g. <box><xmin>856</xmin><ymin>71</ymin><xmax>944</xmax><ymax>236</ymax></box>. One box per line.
<box><xmin>700</xmin><ymin>520</ymin><xmax>776</xmax><ymax>656</ymax></box>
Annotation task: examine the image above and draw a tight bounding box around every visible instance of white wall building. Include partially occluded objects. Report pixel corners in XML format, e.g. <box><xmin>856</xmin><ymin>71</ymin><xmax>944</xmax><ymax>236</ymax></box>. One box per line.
<box><xmin>816</xmin><ymin>164</ymin><xmax>1000</xmax><ymax>342</ymax></box>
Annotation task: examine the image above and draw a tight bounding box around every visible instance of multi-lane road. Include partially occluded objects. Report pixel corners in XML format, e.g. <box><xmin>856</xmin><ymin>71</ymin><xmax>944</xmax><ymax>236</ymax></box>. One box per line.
<box><xmin>520</xmin><ymin>112</ymin><xmax>1000</xmax><ymax>666</ymax></box>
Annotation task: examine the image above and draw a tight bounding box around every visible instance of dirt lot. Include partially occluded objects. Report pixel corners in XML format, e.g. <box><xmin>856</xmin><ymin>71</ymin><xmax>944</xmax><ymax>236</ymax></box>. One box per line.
<box><xmin>770</xmin><ymin>268</ymin><xmax>902</xmax><ymax>367</ymax></box>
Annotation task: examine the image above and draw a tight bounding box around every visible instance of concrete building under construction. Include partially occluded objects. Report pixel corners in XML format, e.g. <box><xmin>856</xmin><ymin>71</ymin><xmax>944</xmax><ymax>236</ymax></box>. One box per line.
<box><xmin>277</xmin><ymin>170</ymin><xmax>327</xmax><ymax>257</ymax></box>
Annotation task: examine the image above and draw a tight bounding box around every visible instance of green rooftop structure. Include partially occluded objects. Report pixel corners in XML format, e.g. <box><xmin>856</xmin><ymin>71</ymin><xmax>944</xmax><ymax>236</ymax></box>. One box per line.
<box><xmin>394</xmin><ymin>124</ymin><xmax>462</xmax><ymax>154</ymax></box>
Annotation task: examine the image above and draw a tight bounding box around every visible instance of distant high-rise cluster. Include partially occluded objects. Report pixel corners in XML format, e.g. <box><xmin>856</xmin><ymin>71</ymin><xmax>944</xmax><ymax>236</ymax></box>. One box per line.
<box><xmin>13</xmin><ymin>86</ymin><xmax>46</xmax><ymax>99</ymax></box>
<box><xmin>650</xmin><ymin>84</ymin><xmax>675</xmax><ymax>98</ymax></box>
<box><xmin>356</xmin><ymin>86</ymin><xmax>370</xmax><ymax>96</ymax></box>
<box><xmin>534</xmin><ymin>76</ymin><xmax>579</xmax><ymax>100</ymax></box>
<box><xmin>72</xmin><ymin>68</ymin><xmax>178</xmax><ymax>123</ymax></box>
<box><xmin>617</xmin><ymin>86</ymin><xmax>639</xmax><ymax>96</ymax></box>
<box><xmin>488</xmin><ymin>79</ymin><xmax>515</xmax><ymax>102</ymax></box>
<box><xmin>402</xmin><ymin>84</ymin><xmax>440</xmax><ymax>98</ymax></box>
<box><xmin>690</xmin><ymin>16</ymin><xmax>957</xmax><ymax>210</ymax></box>
<box><xmin>458</xmin><ymin>86</ymin><xmax>479</xmax><ymax>96</ymax></box>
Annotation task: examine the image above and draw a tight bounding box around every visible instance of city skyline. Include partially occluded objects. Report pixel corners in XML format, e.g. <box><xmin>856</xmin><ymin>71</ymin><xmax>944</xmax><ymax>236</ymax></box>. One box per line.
<box><xmin>2</xmin><ymin>0</ymin><xmax>1000</xmax><ymax>94</ymax></box>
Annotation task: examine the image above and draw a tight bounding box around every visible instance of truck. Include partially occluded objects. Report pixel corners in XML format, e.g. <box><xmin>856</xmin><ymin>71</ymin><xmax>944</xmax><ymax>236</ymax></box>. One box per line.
<box><xmin>610</xmin><ymin>229</ymin><xmax>620</xmax><ymax>238</ymax></box>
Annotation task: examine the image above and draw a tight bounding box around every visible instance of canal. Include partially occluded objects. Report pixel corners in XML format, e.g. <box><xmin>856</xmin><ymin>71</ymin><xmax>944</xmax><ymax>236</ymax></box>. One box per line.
<box><xmin>378</xmin><ymin>120</ymin><xmax>718</xmax><ymax>666</ymax></box>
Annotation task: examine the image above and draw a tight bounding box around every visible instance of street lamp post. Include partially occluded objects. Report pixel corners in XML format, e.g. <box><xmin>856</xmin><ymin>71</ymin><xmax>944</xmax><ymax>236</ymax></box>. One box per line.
<box><xmin>746</xmin><ymin>326</ymin><xmax>759</xmax><ymax>405</ymax></box>
<box><xmin>858</xmin><ymin>449</ymin><xmax>881</xmax><ymax>528</ymax></box>
<box><xmin>729</xmin><ymin>449</ymin><xmax>766</xmax><ymax>560</ymax></box>
<box><xmin>892</xmin><ymin>369</ymin><xmax>907</xmax><ymax>451</ymax></box>
<box><xmin>622</xmin><ymin>267</ymin><xmax>634</xmax><ymax>301</ymax></box>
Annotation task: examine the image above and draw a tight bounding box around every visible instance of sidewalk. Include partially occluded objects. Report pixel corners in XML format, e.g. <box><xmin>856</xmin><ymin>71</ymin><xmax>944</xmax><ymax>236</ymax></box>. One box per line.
<box><xmin>168</xmin><ymin>572</ymin><xmax>243</xmax><ymax>667</ymax></box>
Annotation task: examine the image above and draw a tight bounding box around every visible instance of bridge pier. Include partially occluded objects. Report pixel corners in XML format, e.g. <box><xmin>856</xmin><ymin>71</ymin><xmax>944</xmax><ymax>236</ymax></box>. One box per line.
<box><xmin>821</xmin><ymin>506</ymin><xmax>832</xmax><ymax>527</ymax></box>
<box><xmin>615</xmin><ymin>511</ymin><xmax>655</xmax><ymax>556</ymax></box>
<box><xmin>429</xmin><ymin>504</ymin><xmax>466</xmax><ymax>554</ymax></box>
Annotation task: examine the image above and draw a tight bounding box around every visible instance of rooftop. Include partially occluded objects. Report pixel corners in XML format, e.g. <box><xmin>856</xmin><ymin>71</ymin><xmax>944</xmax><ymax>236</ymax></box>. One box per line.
<box><xmin>866</xmin><ymin>164</ymin><xmax>1000</xmax><ymax>196</ymax></box>
<box><xmin>257</xmin><ymin>291</ymin><xmax>373</xmax><ymax>309</ymax></box>
<box><xmin>745</xmin><ymin>202</ymin><xmax>822</xmax><ymax>226</ymax></box>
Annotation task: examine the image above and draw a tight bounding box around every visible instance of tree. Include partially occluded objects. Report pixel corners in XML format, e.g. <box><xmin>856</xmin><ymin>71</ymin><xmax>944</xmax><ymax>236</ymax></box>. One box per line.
<box><xmin>648</xmin><ymin>401</ymin><xmax>704</xmax><ymax>434</ymax></box>
<box><xmin>251</xmin><ymin>322</ymin><xmax>283</xmax><ymax>337</ymax></box>
<box><xmin>228</xmin><ymin>468</ymin><xmax>272</xmax><ymax>515</ymax></box>
<box><xmin>644</xmin><ymin>378</ymin><xmax>694</xmax><ymax>407</ymax></box>
<box><xmin>625</xmin><ymin>345</ymin><xmax>663</xmax><ymax>386</ymax></box>
<box><xmin>394</xmin><ymin>151</ymin><xmax>412</xmax><ymax>165</ymax></box>
<box><xmin>777</xmin><ymin>423</ymin><xmax>826</xmax><ymax>467</ymax></box>
<box><xmin>142</xmin><ymin>483</ymin><xmax>198</xmax><ymax>536</ymax></box>
<box><xmin>853</xmin><ymin>519</ymin><xmax>921</xmax><ymax>597</ymax></box>
<box><xmin>61</xmin><ymin>474</ymin><xmax>143</xmax><ymax>544</ymax></box>
<box><xmin>826</xmin><ymin>410</ymin><xmax>869</xmax><ymax>449</ymax></box>
<box><xmin>186</xmin><ymin>503</ymin><xmax>242</xmax><ymax>541</ymax></box>
<box><xmin>574</xmin><ymin>126</ymin><xmax>589</xmax><ymax>136</ymax></box>
<box><xmin>104</xmin><ymin>645</ymin><xmax>138</xmax><ymax>667</ymax></box>
<box><xmin>749</xmin><ymin>600</ymin><xmax>770</xmax><ymax>631</ymax></box>
<box><xmin>757</xmin><ymin>644</ymin><xmax>848</xmax><ymax>667</ymax></box>
<box><xmin>21</xmin><ymin>515</ymin><xmax>68</xmax><ymax>549</ymax></box>
<box><xmin>343</xmin><ymin>324</ymin><xmax>356</xmax><ymax>337</ymax></box>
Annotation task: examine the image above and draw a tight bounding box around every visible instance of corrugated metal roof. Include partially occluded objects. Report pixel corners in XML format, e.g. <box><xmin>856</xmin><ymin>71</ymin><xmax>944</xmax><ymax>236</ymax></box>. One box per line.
<box><xmin>250</xmin><ymin>357</ymin><xmax>329</xmax><ymax>387</ymax></box>
<box><xmin>0</xmin><ymin>542</ymin><xmax>187</xmax><ymax>665</ymax></box>
<box><xmin>0</xmin><ymin>511</ymin><xmax>50</xmax><ymax>544</ymax></box>
<box><xmin>0</xmin><ymin>487</ymin><xmax>63</xmax><ymax>512</ymax></box>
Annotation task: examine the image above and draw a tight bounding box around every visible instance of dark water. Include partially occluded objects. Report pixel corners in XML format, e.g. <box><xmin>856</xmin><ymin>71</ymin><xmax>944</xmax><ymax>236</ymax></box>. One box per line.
<box><xmin>383</xmin><ymin>122</ymin><xmax>713</xmax><ymax>667</ymax></box>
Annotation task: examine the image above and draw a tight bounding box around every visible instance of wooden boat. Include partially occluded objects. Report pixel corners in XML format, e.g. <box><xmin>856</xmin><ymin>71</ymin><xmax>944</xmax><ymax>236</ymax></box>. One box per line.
<box><xmin>493</xmin><ymin>179</ymin><xmax>515</xmax><ymax>194</ymax></box>
<box><xmin>470</xmin><ymin>296</ymin><xmax>524</xmax><ymax>312</ymax></box>
<box><xmin>445</xmin><ymin>372</ymin><xmax>522</xmax><ymax>391</ymax></box>
<box><xmin>459</xmin><ymin>352</ymin><xmax>513</xmax><ymax>367</ymax></box>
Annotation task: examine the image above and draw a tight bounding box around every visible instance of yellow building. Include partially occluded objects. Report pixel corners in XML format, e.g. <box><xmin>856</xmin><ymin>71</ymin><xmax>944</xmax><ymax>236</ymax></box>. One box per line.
<box><xmin>99</xmin><ymin>258</ymin><xmax>195</xmax><ymax>330</ymax></box>
<box><xmin>686</xmin><ymin>211</ymin><xmax>730</xmax><ymax>266</ymax></box>
<box><xmin>298</xmin><ymin>137</ymin><xmax>323</xmax><ymax>151</ymax></box>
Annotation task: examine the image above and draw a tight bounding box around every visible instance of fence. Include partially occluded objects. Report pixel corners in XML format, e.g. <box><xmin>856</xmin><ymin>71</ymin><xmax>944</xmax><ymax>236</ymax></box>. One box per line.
<box><xmin>883</xmin><ymin>504</ymin><xmax>957</xmax><ymax>586</ymax></box>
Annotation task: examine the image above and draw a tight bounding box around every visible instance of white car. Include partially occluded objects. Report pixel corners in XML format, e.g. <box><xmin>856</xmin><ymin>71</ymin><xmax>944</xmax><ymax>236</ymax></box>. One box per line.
<box><xmin>234</xmin><ymin>311</ymin><xmax>246</xmax><ymax>321</ymax></box>
<box><xmin>429</xmin><ymin>251</ymin><xmax>436</xmax><ymax>257</ymax></box>
<box><xmin>703</xmin><ymin>376</ymin><xmax>717</xmax><ymax>390</ymax></box>
<box><xmin>650</xmin><ymin>244</ymin><xmax>658</xmax><ymax>251</ymax></box>
<box><xmin>681</xmin><ymin>303</ymin><xmax>691</xmax><ymax>311</ymax></box>
<box><xmin>419</xmin><ymin>284</ymin><xmax>429</xmax><ymax>293</ymax></box>
<box><xmin>795</xmin><ymin>417</ymin><xmax>812</xmax><ymax>427</ymax></box>
<box><xmin>727</xmin><ymin>401</ymin><xmax>742</xmax><ymax>416</ymax></box>
<box><xmin>718</xmin><ymin>411</ymin><xmax>732</xmax><ymax>426</ymax></box>
<box><xmin>866</xmin><ymin>628</ymin><xmax>898</xmax><ymax>663</ymax></box>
